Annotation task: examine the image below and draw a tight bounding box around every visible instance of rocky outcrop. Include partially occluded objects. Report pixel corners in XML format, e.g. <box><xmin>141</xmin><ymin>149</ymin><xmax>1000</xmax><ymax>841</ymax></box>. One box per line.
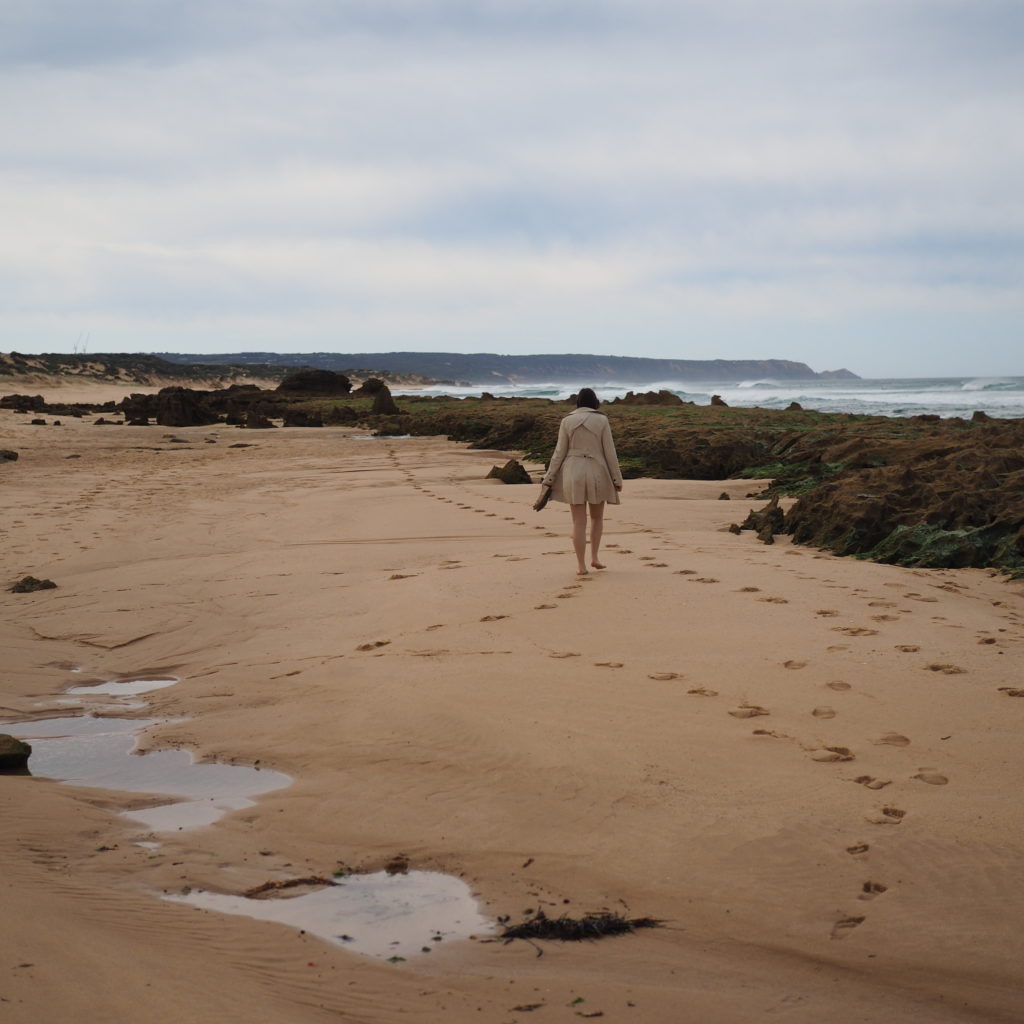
<box><xmin>710</xmin><ymin>394</ymin><xmax>729</xmax><ymax>407</ymax></box>
<box><xmin>0</xmin><ymin>393</ymin><xmax>45</xmax><ymax>411</ymax></box>
<box><xmin>282</xmin><ymin>408</ymin><xmax>323</xmax><ymax>427</ymax></box>
<box><xmin>611</xmin><ymin>390</ymin><xmax>685</xmax><ymax>406</ymax></box>
<box><xmin>323</xmin><ymin>404</ymin><xmax>359</xmax><ymax>425</ymax></box>
<box><xmin>0</xmin><ymin>735</ymin><xmax>31</xmax><ymax>774</ymax></box>
<box><xmin>785</xmin><ymin>421</ymin><xmax>1024</xmax><ymax>572</ymax></box>
<box><xmin>155</xmin><ymin>387</ymin><xmax>222</xmax><ymax>428</ymax></box>
<box><xmin>739</xmin><ymin>496</ymin><xmax>785</xmax><ymax>544</ymax></box>
<box><xmin>486</xmin><ymin>459</ymin><xmax>533</xmax><ymax>484</ymax></box>
<box><xmin>276</xmin><ymin>369</ymin><xmax>352</xmax><ymax>395</ymax></box>
<box><xmin>243</xmin><ymin>409</ymin><xmax>276</xmax><ymax>429</ymax></box>
<box><xmin>370</xmin><ymin>385</ymin><xmax>400</xmax><ymax>415</ymax></box>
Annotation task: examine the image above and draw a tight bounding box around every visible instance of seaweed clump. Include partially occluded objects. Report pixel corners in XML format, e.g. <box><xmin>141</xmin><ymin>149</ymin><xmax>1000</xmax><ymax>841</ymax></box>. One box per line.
<box><xmin>500</xmin><ymin>910</ymin><xmax>662</xmax><ymax>955</ymax></box>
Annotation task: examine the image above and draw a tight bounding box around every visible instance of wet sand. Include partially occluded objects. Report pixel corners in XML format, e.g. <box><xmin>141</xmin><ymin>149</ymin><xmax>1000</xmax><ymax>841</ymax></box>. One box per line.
<box><xmin>2</xmin><ymin>397</ymin><xmax>1023</xmax><ymax>1023</ymax></box>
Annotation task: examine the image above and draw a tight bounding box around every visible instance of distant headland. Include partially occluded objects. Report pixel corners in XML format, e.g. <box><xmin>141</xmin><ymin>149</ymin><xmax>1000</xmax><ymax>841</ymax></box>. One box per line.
<box><xmin>157</xmin><ymin>351</ymin><xmax>859</xmax><ymax>385</ymax></box>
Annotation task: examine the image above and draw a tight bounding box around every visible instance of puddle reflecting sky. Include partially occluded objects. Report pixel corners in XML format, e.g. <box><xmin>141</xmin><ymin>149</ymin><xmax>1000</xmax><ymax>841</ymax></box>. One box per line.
<box><xmin>168</xmin><ymin>871</ymin><xmax>495</xmax><ymax>959</ymax></box>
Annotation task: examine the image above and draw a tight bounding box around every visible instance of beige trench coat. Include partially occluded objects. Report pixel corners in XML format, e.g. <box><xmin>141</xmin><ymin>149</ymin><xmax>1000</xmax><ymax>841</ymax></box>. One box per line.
<box><xmin>541</xmin><ymin>408</ymin><xmax>623</xmax><ymax>505</ymax></box>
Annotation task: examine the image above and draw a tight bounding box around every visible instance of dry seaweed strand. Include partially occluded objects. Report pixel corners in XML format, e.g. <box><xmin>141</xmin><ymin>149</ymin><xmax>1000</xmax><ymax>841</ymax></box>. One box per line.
<box><xmin>500</xmin><ymin>911</ymin><xmax>663</xmax><ymax>957</ymax></box>
<box><xmin>243</xmin><ymin>875</ymin><xmax>337</xmax><ymax>898</ymax></box>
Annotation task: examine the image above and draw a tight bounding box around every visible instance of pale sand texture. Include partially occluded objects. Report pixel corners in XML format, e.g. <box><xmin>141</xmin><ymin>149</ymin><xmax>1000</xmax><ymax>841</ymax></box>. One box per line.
<box><xmin>2</xmin><ymin>399</ymin><xmax>1024</xmax><ymax>1024</ymax></box>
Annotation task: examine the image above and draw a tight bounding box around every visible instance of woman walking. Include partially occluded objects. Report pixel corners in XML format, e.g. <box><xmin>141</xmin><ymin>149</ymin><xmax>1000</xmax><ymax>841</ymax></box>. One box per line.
<box><xmin>540</xmin><ymin>388</ymin><xmax>623</xmax><ymax>575</ymax></box>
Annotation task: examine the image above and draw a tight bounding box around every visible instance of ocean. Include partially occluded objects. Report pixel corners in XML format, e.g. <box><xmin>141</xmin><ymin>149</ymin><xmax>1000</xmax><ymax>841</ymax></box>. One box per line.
<box><xmin>394</xmin><ymin>377</ymin><xmax>1024</xmax><ymax>420</ymax></box>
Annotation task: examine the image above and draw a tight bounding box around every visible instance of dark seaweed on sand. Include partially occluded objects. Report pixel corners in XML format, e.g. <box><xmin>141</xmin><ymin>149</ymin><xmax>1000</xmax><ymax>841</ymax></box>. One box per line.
<box><xmin>501</xmin><ymin>910</ymin><xmax>663</xmax><ymax>950</ymax></box>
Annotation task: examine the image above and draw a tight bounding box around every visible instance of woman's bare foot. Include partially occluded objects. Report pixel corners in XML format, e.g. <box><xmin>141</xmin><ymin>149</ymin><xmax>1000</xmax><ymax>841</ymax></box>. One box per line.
<box><xmin>591</xmin><ymin>560</ymin><xmax>606</xmax><ymax>570</ymax></box>
<box><xmin>577</xmin><ymin>566</ymin><xmax>589</xmax><ymax>575</ymax></box>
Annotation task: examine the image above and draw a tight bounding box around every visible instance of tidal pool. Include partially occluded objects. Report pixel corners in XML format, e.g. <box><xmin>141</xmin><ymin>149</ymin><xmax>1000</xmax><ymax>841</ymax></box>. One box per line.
<box><xmin>168</xmin><ymin>870</ymin><xmax>495</xmax><ymax>959</ymax></box>
<box><xmin>2</xmin><ymin>681</ymin><xmax>291</xmax><ymax>831</ymax></box>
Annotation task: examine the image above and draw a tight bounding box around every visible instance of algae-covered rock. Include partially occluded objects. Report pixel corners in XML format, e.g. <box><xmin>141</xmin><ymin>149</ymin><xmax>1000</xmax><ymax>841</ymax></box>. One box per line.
<box><xmin>11</xmin><ymin>576</ymin><xmax>57</xmax><ymax>593</ymax></box>
<box><xmin>0</xmin><ymin>734</ymin><xmax>31</xmax><ymax>774</ymax></box>
<box><xmin>486</xmin><ymin>459</ymin><xmax>533</xmax><ymax>484</ymax></box>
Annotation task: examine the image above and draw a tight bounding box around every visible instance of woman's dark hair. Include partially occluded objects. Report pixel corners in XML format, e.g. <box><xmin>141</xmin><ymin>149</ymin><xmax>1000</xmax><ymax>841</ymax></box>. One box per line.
<box><xmin>576</xmin><ymin>387</ymin><xmax>599</xmax><ymax>410</ymax></box>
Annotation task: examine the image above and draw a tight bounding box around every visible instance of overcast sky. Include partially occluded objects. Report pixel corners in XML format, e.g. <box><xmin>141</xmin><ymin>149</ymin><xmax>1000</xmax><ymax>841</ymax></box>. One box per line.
<box><xmin>2</xmin><ymin>0</ymin><xmax>1021</xmax><ymax>377</ymax></box>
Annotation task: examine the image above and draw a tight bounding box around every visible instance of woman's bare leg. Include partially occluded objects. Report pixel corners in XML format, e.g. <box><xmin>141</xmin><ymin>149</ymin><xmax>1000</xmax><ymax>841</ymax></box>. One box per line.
<box><xmin>589</xmin><ymin>502</ymin><xmax>606</xmax><ymax>568</ymax></box>
<box><xmin>570</xmin><ymin>503</ymin><xmax>589</xmax><ymax>574</ymax></box>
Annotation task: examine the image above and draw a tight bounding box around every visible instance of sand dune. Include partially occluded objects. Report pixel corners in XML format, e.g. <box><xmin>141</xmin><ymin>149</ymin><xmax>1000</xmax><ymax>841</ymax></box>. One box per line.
<box><xmin>2</xmin><ymin>396</ymin><xmax>1023</xmax><ymax>1023</ymax></box>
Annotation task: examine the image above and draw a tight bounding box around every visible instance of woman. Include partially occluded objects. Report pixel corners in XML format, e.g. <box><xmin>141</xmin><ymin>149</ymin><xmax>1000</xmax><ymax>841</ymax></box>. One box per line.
<box><xmin>540</xmin><ymin>388</ymin><xmax>623</xmax><ymax>575</ymax></box>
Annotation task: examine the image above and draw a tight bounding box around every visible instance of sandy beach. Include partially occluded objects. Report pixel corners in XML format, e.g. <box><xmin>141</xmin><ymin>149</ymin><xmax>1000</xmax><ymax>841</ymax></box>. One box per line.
<box><xmin>2</xmin><ymin>393</ymin><xmax>1023</xmax><ymax>1024</ymax></box>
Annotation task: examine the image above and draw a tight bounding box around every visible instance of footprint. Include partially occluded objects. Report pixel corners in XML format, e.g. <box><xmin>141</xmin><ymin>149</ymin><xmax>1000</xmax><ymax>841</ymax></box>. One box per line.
<box><xmin>534</xmin><ymin>604</ymin><xmax>557</xmax><ymax>610</ymax></box>
<box><xmin>548</xmin><ymin>651</ymin><xmax>580</xmax><ymax>659</ymax></box>
<box><xmin>646</xmin><ymin>563</ymin><xmax>670</xmax><ymax>568</ymax></box>
<box><xmin>759</xmin><ymin>597</ymin><xmax>789</xmax><ymax>604</ymax></box>
<box><xmin>875</xmin><ymin>732</ymin><xmax>910</xmax><ymax>747</ymax></box>
<box><xmin>648</xmin><ymin>671</ymin><xmax>682</xmax><ymax>681</ymax></box>
<box><xmin>846</xmin><ymin>843</ymin><xmax>870</xmax><ymax>856</ymax></box>
<box><xmin>831</xmin><ymin>626</ymin><xmax>879</xmax><ymax>636</ymax></box>
<box><xmin>854</xmin><ymin>776</ymin><xmax>891</xmax><ymax>790</ymax></box>
<box><xmin>687</xmin><ymin>687</ymin><xmax>719</xmax><ymax>697</ymax></box>
<box><xmin>594</xmin><ymin>661</ymin><xmax>624</xmax><ymax>668</ymax></box>
<box><xmin>480</xmin><ymin>614</ymin><xmax>508</xmax><ymax>622</ymax></box>
<box><xmin>871</xmin><ymin>614</ymin><xmax>899</xmax><ymax>622</ymax></box>
<box><xmin>556</xmin><ymin>593</ymin><xmax>575</xmax><ymax>599</ymax></box>
<box><xmin>812</xmin><ymin>707</ymin><xmax>836</xmax><ymax>719</ymax></box>
<box><xmin>737</xmin><ymin>586</ymin><xmax>760</xmax><ymax>592</ymax></box>
<box><xmin>389</xmin><ymin>573</ymin><xmax>417</xmax><ymax>580</ymax></box>
<box><xmin>913</xmin><ymin>770</ymin><xmax>949</xmax><ymax>786</ymax></box>
<box><xmin>924</xmin><ymin>663</ymin><xmax>966</xmax><ymax>674</ymax></box>
<box><xmin>811</xmin><ymin>746</ymin><xmax>855</xmax><ymax>762</ymax></box>
<box><xmin>830</xmin><ymin>916</ymin><xmax>865</xmax><ymax>940</ymax></box>
<box><xmin>868</xmin><ymin>600</ymin><xmax>898</xmax><ymax>608</ymax></box>
<box><xmin>998</xmin><ymin>687</ymin><xmax>1024</xmax><ymax>697</ymax></box>
<box><xmin>977</xmin><ymin>636</ymin><xmax>997</xmax><ymax>645</ymax></box>
<box><xmin>729</xmin><ymin>705</ymin><xmax>769</xmax><ymax>719</ymax></box>
<box><xmin>356</xmin><ymin>640</ymin><xmax>391</xmax><ymax>651</ymax></box>
<box><xmin>826</xmin><ymin>681</ymin><xmax>852</xmax><ymax>692</ymax></box>
<box><xmin>895</xmin><ymin>644</ymin><xmax>920</xmax><ymax>653</ymax></box>
<box><xmin>692</xmin><ymin>577</ymin><xmax>719</xmax><ymax>583</ymax></box>
<box><xmin>858</xmin><ymin>882</ymin><xmax>888</xmax><ymax>901</ymax></box>
<box><xmin>815</xmin><ymin>609</ymin><xmax>840</xmax><ymax>617</ymax></box>
<box><xmin>783</xmin><ymin>660</ymin><xmax>807</xmax><ymax>670</ymax></box>
<box><xmin>868</xmin><ymin>806</ymin><xmax>907</xmax><ymax>825</ymax></box>
<box><xmin>426</xmin><ymin>624</ymin><xmax>445</xmax><ymax>631</ymax></box>
<box><xmin>639</xmin><ymin>556</ymin><xmax>656</xmax><ymax>561</ymax></box>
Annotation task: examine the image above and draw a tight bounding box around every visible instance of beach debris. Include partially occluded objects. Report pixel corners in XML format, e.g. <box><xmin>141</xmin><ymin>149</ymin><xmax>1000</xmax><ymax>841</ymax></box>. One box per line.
<box><xmin>0</xmin><ymin>449</ymin><xmax>18</xmax><ymax>461</ymax></box>
<box><xmin>243</xmin><ymin>875</ymin><xmax>338</xmax><ymax>899</ymax></box>
<box><xmin>486</xmin><ymin>459</ymin><xmax>532</xmax><ymax>484</ymax></box>
<box><xmin>10</xmin><ymin>575</ymin><xmax>57</xmax><ymax>593</ymax></box>
<box><xmin>500</xmin><ymin>910</ymin><xmax>662</xmax><ymax>956</ymax></box>
<box><xmin>0</xmin><ymin>734</ymin><xmax>32</xmax><ymax>774</ymax></box>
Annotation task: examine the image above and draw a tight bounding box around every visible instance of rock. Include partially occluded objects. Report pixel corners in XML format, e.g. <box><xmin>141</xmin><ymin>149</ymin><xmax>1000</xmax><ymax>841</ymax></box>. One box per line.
<box><xmin>0</xmin><ymin>734</ymin><xmax>32</xmax><ymax>774</ymax></box>
<box><xmin>276</xmin><ymin>369</ymin><xmax>352</xmax><ymax>395</ymax></box>
<box><xmin>282</xmin><ymin>408</ymin><xmax>323</xmax><ymax>427</ymax></box>
<box><xmin>371</xmin><ymin>385</ymin><xmax>401</xmax><ymax>415</ymax></box>
<box><xmin>11</xmin><ymin>575</ymin><xmax>57</xmax><ymax>593</ymax></box>
<box><xmin>31</xmin><ymin>418</ymin><xmax>47</xmax><ymax>425</ymax></box>
<box><xmin>786</xmin><ymin>402</ymin><xmax>803</xmax><ymax>411</ymax></box>
<box><xmin>244</xmin><ymin>409</ymin><xmax>276</xmax><ymax>429</ymax></box>
<box><xmin>93</xmin><ymin>417</ymin><xmax>114</xmax><ymax>425</ymax></box>
<box><xmin>0</xmin><ymin>449</ymin><xmax>18</xmax><ymax>461</ymax></box>
<box><xmin>353</xmin><ymin>377</ymin><xmax>388</xmax><ymax>396</ymax></box>
<box><xmin>127</xmin><ymin>416</ymin><xmax>150</xmax><ymax>426</ymax></box>
<box><xmin>740</xmin><ymin>496</ymin><xmax>785</xmax><ymax>543</ymax></box>
<box><xmin>718</xmin><ymin>491</ymin><xmax>731</xmax><ymax>500</ymax></box>
<box><xmin>155</xmin><ymin>387</ymin><xmax>222</xmax><ymax>428</ymax></box>
<box><xmin>486</xmin><ymin>459</ymin><xmax>533</xmax><ymax>484</ymax></box>
<box><xmin>710</xmin><ymin>394</ymin><xmax>729</xmax><ymax>407</ymax></box>
<box><xmin>728</xmin><ymin>523</ymin><xmax>742</xmax><ymax>534</ymax></box>
<box><xmin>972</xmin><ymin>410</ymin><xmax>992</xmax><ymax>423</ymax></box>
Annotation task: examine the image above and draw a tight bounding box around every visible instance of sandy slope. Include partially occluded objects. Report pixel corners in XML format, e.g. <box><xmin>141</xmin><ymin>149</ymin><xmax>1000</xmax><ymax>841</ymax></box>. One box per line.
<box><xmin>2</xmin><ymin>397</ymin><xmax>1023</xmax><ymax>1024</ymax></box>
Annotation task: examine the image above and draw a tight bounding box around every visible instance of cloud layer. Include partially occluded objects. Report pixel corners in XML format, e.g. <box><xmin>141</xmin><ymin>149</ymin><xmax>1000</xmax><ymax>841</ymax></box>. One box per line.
<box><xmin>3</xmin><ymin>0</ymin><xmax>1022</xmax><ymax>375</ymax></box>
